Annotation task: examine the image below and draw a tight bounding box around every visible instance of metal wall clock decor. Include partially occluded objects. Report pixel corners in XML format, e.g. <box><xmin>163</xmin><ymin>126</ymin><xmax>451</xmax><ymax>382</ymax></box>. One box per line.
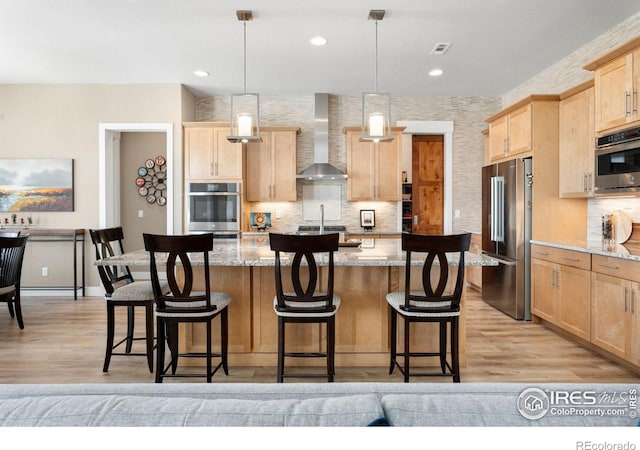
<box><xmin>135</xmin><ymin>156</ymin><xmax>167</xmax><ymax>206</ymax></box>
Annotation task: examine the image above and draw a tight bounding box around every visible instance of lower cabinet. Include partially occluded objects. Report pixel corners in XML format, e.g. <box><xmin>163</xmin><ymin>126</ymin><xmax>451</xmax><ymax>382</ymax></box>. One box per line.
<box><xmin>532</xmin><ymin>245</ymin><xmax>640</xmax><ymax>371</ymax></box>
<box><xmin>531</xmin><ymin>245</ymin><xmax>591</xmax><ymax>341</ymax></box>
<box><xmin>591</xmin><ymin>255</ymin><xmax>640</xmax><ymax>365</ymax></box>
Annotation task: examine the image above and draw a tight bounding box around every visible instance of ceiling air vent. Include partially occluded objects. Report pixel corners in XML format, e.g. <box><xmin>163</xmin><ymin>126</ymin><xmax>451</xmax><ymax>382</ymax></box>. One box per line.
<box><xmin>430</xmin><ymin>42</ymin><xmax>451</xmax><ymax>55</ymax></box>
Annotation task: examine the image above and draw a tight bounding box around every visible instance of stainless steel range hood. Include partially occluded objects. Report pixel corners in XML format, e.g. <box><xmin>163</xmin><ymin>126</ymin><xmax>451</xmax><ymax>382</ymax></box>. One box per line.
<box><xmin>297</xmin><ymin>93</ymin><xmax>347</xmax><ymax>180</ymax></box>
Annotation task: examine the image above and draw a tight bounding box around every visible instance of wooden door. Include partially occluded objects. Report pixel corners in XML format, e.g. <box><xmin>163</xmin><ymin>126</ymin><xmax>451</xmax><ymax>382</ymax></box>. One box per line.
<box><xmin>506</xmin><ymin>104</ymin><xmax>532</xmax><ymax>156</ymax></box>
<box><xmin>559</xmin><ymin>85</ymin><xmax>594</xmax><ymax>198</ymax></box>
<box><xmin>411</xmin><ymin>135</ymin><xmax>444</xmax><ymax>234</ymax></box>
<box><xmin>184</xmin><ymin>126</ymin><xmax>214</xmax><ymax>179</ymax></box>
<box><xmin>346</xmin><ymin>131</ymin><xmax>375</xmax><ymax>200</ymax></box>
<box><xmin>595</xmin><ymin>54</ymin><xmax>632</xmax><ymax>132</ymax></box>
<box><xmin>376</xmin><ymin>136</ymin><xmax>402</xmax><ymax>200</ymax></box>
<box><xmin>557</xmin><ymin>265</ymin><xmax>591</xmax><ymax>340</ymax></box>
<box><xmin>531</xmin><ymin>258</ymin><xmax>557</xmax><ymax>324</ymax></box>
<box><xmin>488</xmin><ymin>115</ymin><xmax>508</xmax><ymax>161</ymax></box>
<box><xmin>591</xmin><ymin>272</ymin><xmax>631</xmax><ymax>359</ymax></box>
<box><xmin>246</xmin><ymin>131</ymin><xmax>272</xmax><ymax>201</ymax></box>
<box><xmin>213</xmin><ymin>127</ymin><xmax>243</xmax><ymax>181</ymax></box>
<box><xmin>271</xmin><ymin>130</ymin><xmax>297</xmax><ymax>201</ymax></box>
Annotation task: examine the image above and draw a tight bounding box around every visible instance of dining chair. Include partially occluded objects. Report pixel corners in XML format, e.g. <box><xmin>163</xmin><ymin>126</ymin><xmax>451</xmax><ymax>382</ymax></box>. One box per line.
<box><xmin>386</xmin><ymin>232</ymin><xmax>471</xmax><ymax>382</ymax></box>
<box><xmin>269</xmin><ymin>232</ymin><xmax>340</xmax><ymax>382</ymax></box>
<box><xmin>90</xmin><ymin>227</ymin><xmax>162</xmax><ymax>373</ymax></box>
<box><xmin>144</xmin><ymin>232</ymin><xmax>231</xmax><ymax>383</ymax></box>
<box><xmin>0</xmin><ymin>235</ymin><xmax>29</xmax><ymax>329</ymax></box>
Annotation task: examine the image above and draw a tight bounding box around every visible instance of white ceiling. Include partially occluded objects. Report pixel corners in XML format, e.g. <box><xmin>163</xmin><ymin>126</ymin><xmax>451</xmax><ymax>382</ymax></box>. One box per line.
<box><xmin>2</xmin><ymin>0</ymin><xmax>639</xmax><ymax>98</ymax></box>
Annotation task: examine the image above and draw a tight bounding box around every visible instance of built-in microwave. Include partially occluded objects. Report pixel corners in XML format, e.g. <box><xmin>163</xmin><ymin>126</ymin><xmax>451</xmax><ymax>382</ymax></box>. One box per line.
<box><xmin>594</xmin><ymin>125</ymin><xmax>640</xmax><ymax>195</ymax></box>
<box><xmin>186</xmin><ymin>182</ymin><xmax>240</xmax><ymax>236</ymax></box>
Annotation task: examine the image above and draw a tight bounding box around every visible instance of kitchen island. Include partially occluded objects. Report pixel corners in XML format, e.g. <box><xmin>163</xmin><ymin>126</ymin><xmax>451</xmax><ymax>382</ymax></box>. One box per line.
<box><xmin>96</xmin><ymin>235</ymin><xmax>497</xmax><ymax>368</ymax></box>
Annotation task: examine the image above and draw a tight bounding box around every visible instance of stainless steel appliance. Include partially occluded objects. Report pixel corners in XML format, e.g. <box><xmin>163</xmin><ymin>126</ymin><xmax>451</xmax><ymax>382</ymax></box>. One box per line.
<box><xmin>594</xmin><ymin>125</ymin><xmax>640</xmax><ymax>195</ymax></box>
<box><xmin>481</xmin><ymin>157</ymin><xmax>532</xmax><ymax>320</ymax></box>
<box><xmin>186</xmin><ymin>182</ymin><xmax>240</xmax><ymax>237</ymax></box>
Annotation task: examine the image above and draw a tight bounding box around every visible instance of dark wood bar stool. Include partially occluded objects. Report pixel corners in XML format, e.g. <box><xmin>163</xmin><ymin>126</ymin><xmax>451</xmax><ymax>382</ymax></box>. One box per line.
<box><xmin>387</xmin><ymin>232</ymin><xmax>471</xmax><ymax>382</ymax></box>
<box><xmin>90</xmin><ymin>227</ymin><xmax>161</xmax><ymax>373</ymax></box>
<box><xmin>144</xmin><ymin>233</ymin><xmax>230</xmax><ymax>383</ymax></box>
<box><xmin>269</xmin><ymin>232</ymin><xmax>340</xmax><ymax>382</ymax></box>
<box><xmin>0</xmin><ymin>235</ymin><xmax>29</xmax><ymax>329</ymax></box>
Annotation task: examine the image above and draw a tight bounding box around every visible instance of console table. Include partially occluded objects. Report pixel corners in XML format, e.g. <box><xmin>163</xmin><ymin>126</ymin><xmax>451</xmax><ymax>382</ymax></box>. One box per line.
<box><xmin>3</xmin><ymin>228</ymin><xmax>85</xmax><ymax>299</ymax></box>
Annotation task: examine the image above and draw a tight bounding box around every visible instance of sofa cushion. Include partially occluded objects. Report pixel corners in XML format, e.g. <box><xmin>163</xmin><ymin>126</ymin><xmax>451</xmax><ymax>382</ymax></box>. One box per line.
<box><xmin>381</xmin><ymin>391</ymin><xmax>638</xmax><ymax>427</ymax></box>
<box><xmin>0</xmin><ymin>393</ymin><xmax>384</xmax><ymax>427</ymax></box>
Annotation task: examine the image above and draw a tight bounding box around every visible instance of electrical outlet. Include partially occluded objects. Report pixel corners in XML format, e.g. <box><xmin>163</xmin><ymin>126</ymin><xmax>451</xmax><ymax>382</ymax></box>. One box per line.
<box><xmin>138</xmin><ymin>210</ymin><xmax>144</xmax><ymax>218</ymax></box>
<box><xmin>41</xmin><ymin>267</ymin><xmax>48</xmax><ymax>277</ymax></box>
<box><xmin>454</xmin><ymin>209</ymin><xmax>461</xmax><ymax>219</ymax></box>
<box><xmin>275</xmin><ymin>210</ymin><xmax>282</xmax><ymax>219</ymax></box>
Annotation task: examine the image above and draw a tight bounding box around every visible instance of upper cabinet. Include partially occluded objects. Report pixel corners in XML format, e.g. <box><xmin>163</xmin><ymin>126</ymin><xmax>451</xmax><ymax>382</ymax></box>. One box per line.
<box><xmin>183</xmin><ymin>122</ymin><xmax>243</xmax><ymax>181</ymax></box>
<box><xmin>558</xmin><ymin>80</ymin><xmax>595</xmax><ymax>198</ymax></box>
<box><xmin>584</xmin><ymin>36</ymin><xmax>640</xmax><ymax>134</ymax></box>
<box><xmin>484</xmin><ymin>95</ymin><xmax>558</xmax><ymax>164</ymax></box>
<box><xmin>246</xmin><ymin>127</ymin><xmax>300</xmax><ymax>202</ymax></box>
<box><xmin>344</xmin><ymin>127</ymin><xmax>405</xmax><ymax>201</ymax></box>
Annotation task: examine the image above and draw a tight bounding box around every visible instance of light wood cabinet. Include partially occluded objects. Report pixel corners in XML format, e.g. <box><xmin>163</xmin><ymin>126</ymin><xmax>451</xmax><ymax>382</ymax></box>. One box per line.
<box><xmin>183</xmin><ymin>122</ymin><xmax>243</xmax><ymax>181</ymax></box>
<box><xmin>486</xmin><ymin>103</ymin><xmax>532</xmax><ymax>162</ymax></box>
<box><xmin>484</xmin><ymin>95</ymin><xmax>588</xmax><ymax>245</ymax></box>
<box><xmin>559</xmin><ymin>81</ymin><xmax>595</xmax><ymax>198</ymax></box>
<box><xmin>344</xmin><ymin>127</ymin><xmax>405</xmax><ymax>201</ymax></box>
<box><xmin>584</xmin><ymin>36</ymin><xmax>640</xmax><ymax>133</ymax></box>
<box><xmin>246</xmin><ymin>128</ymin><xmax>300</xmax><ymax>202</ymax></box>
<box><xmin>531</xmin><ymin>245</ymin><xmax>591</xmax><ymax>340</ymax></box>
<box><xmin>591</xmin><ymin>254</ymin><xmax>640</xmax><ymax>364</ymax></box>
<box><xmin>485</xmin><ymin>96</ymin><xmax>561</xmax><ymax>164</ymax></box>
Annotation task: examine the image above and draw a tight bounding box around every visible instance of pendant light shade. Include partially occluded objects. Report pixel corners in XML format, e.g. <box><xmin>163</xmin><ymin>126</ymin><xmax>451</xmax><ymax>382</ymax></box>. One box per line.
<box><xmin>361</xmin><ymin>10</ymin><xmax>393</xmax><ymax>143</ymax></box>
<box><xmin>228</xmin><ymin>10</ymin><xmax>261</xmax><ymax>144</ymax></box>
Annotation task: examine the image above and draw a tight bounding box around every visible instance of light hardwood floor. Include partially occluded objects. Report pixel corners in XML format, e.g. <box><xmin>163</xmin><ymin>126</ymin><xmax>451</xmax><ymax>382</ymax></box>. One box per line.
<box><xmin>0</xmin><ymin>289</ymin><xmax>638</xmax><ymax>384</ymax></box>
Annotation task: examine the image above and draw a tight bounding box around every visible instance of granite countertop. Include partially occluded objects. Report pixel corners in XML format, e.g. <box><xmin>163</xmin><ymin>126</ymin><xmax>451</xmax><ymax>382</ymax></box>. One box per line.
<box><xmin>530</xmin><ymin>239</ymin><xmax>640</xmax><ymax>262</ymax></box>
<box><xmin>96</xmin><ymin>236</ymin><xmax>498</xmax><ymax>268</ymax></box>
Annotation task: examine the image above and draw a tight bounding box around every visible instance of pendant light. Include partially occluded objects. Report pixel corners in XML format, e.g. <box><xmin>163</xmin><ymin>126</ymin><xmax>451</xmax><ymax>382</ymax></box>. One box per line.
<box><xmin>228</xmin><ymin>10</ymin><xmax>262</xmax><ymax>143</ymax></box>
<box><xmin>361</xmin><ymin>9</ymin><xmax>393</xmax><ymax>143</ymax></box>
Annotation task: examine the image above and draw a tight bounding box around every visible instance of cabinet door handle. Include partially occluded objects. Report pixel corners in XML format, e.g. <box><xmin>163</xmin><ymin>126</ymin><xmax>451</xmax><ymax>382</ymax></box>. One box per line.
<box><xmin>631</xmin><ymin>289</ymin><xmax>636</xmax><ymax>314</ymax></box>
<box><xmin>588</xmin><ymin>172</ymin><xmax>593</xmax><ymax>192</ymax></box>
<box><xmin>634</xmin><ymin>90</ymin><xmax>638</xmax><ymax>114</ymax></box>
<box><xmin>535</xmin><ymin>250</ymin><xmax>549</xmax><ymax>256</ymax></box>
<box><xmin>624</xmin><ymin>287</ymin><xmax>629</xmax><ymax>312</ymax></box>
<box><xmin>563</xmin><ymin>257</ymin><xmax>580</xmax><ymax>262</ymax></box>
<box><xmin>583</xmin><ymin>173</ymin><xmax>587</xmax><ymax>192</ymax></box>
<box><xmin>551</xmin><ymin>269</ymin><xmax>556</xmax><ymax>288</ymax></box>
<box><xmin>626</xmin><ymin>91</ymin><xmax>632</xmax><ymax>115</ymax></box>
<box><xmin>598</xmin><ymin>263</ymin><xmax>619</xmax><ymax>270</ymax></box>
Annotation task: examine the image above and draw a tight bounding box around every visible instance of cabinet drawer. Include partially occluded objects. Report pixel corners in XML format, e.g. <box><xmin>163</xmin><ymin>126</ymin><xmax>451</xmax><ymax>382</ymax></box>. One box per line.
<box><xmin>531</xmin><ymin>244</ymin><xmax>591</xmax><ymax>270</ymax></box>
<box><xmin>592</xmin><ymin>254</ymin><xmax>640</xmax><ymax>283</ymax></box>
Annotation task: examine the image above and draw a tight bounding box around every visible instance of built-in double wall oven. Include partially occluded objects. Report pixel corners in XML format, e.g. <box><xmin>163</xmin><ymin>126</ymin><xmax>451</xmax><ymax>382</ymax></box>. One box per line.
<box><xmin>595</xmin><ymin>125</ymin><xmax>640</xmax><ymax>195</ymax></box>
<box><xmin>186</xmin><ymin>182</ymin><xmax>240</xmax><ymax>237</ymax></box>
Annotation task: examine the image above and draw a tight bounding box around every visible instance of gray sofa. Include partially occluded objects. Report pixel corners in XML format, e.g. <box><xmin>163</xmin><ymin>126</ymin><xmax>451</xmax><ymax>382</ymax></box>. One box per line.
<box><xmin>0</xmin><ymin>382</ymin><xmax>637</xmax><ymax>426</ymax></box>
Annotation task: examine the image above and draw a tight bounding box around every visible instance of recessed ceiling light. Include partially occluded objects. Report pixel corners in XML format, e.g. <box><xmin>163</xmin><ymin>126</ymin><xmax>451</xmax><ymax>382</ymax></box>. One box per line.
<box><xmin>429</xmin><ymin>68</ymin><xmax>444</xmax><ymax>77</ymax></box>
<box><xmin>193</xmin><ymin>70</ymin><xmax>209</xmax><ymax>77</ymax></box>
<box><xmin>309</xmin><ymin>36</ymin><xmax>327</xmax><ymax>46</ymax></box>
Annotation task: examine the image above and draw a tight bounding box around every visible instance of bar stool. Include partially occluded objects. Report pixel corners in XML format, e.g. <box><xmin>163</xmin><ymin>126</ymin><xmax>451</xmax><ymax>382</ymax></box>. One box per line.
<box><xmin>386</xmin><ymin>232</ymin><xmax>471</xmax><ymax>382</ymax></box>
<box><xmin>269</xmin><ymin>232</ymin><xmax>340</xmax><ymax>382</ymax></box>
<box><xmin>90</xmin><ymin>227</ymin><xmax>162</xmax><ymax>373</ymax></box>
<box><xmin>0</xmin><ymin>235</ymin><xmax>29</xmax><ymax>329</ymax></box>
<box><xmin>144</xmin><ymin>233</ymin><xmax>230</xmax><ymax>383</ymax></box>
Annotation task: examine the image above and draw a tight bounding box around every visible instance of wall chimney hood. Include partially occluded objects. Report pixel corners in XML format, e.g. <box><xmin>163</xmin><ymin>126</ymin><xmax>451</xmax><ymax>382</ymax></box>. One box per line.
<box><xmin>297</xmin><ymin>93</ymin><xmax>347</xmax><ymax>181</ymax></box>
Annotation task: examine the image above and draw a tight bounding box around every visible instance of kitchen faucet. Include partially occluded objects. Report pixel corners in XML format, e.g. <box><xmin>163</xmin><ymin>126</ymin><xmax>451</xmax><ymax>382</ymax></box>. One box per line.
<box><xmin>320</xmin><ymin>204</ymin><xmax>324</xmax><ymax>235</ymax></box>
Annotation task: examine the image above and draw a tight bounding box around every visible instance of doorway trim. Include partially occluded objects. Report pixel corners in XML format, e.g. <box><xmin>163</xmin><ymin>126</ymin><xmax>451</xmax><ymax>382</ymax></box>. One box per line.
<box><xmin>98</xmin><ymin>123</ymin><xmax>174</xmax><ymax>233</ymax></box>
<box><xmin>397</xmin><ymin>120</ymin><xmax>453</xmax><ymax>234</ymax></box>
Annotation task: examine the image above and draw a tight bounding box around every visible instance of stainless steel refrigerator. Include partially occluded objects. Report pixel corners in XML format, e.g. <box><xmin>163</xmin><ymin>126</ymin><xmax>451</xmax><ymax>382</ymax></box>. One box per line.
<box><xmin>481</xmin><ymin>157</ymin><xmax>532</xmax><ymax>320</ymax></box>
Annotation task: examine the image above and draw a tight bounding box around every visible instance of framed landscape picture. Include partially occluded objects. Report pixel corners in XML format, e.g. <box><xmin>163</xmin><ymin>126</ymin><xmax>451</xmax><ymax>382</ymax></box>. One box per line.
<box><xmin>0</xmin><ymin>159</ymin><xmax>74</xmax><ymax>212</ymax></box>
